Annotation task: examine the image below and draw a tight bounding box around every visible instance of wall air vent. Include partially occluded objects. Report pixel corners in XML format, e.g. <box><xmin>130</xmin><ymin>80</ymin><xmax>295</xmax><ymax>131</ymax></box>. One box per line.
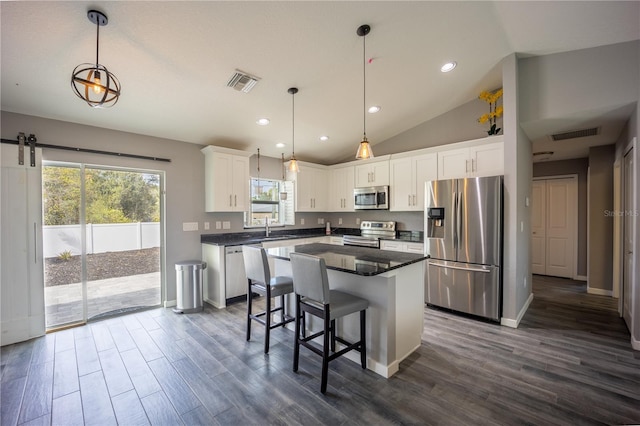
<box><xmin>227</xmin><ymin>70</ymin><xmax>260</xmax><ymax>93</ymax></box>
<box><xmin>550</xmin><ymin>127</ymin><xmax>599</xmax><ymax>141</ymax></box>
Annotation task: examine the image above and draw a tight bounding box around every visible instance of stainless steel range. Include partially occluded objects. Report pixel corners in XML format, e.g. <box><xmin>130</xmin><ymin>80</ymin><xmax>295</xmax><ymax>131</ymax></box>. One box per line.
<box><xmin>342</xmin><ymin>220</ymin><xmax>396</xmax><ymax>248</ymax></box>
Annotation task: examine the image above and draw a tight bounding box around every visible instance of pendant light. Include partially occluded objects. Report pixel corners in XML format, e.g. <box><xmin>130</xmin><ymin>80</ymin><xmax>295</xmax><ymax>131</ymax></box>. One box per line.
<box><xmin>288</xmin><ymin>87</ymin><xmax>300</xmax><ymax>173</ymax></box>
<box><xmin>71</xmin><ymin>10</ymin><xmax>121</xmax><ymax>108</ymax></box>
<box><xmin>355</xmin><ymin>24</ymin><xmax>374</xmax><ymax>160</ymax></box>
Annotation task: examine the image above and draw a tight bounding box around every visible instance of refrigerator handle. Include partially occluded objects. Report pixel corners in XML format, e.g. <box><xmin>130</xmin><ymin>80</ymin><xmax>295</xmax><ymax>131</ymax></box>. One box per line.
<box><xmin>452</xmin><ymin>190</ymin><xmax>457</xmax><ymax>249</ymax></box>
<box><xmin>457</xmin><ymin>191</ymin><xmax>463</xmax><ymax>248</ymax></box>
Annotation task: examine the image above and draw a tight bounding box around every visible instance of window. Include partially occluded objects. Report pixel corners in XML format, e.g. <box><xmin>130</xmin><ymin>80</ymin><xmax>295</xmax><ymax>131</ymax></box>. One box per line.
<box><xmin>245</xmin><ymin>178</ymin><xmax>294</xmax><ymax>226</ymax></box>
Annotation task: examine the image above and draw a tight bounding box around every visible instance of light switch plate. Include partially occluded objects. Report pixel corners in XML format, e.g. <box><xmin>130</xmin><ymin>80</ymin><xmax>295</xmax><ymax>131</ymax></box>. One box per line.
<box><xmin>204</xmin><ymin>222</ymin><xmax>210</xmax><ymax>230</ymax></box>
<box><xmin>338</xmin><ymin>218</ymin><xmax>343</xmax><ymax>225</ymax></box>
<box><xmin>183</xmin><ymin>222</ymin><xmax>198</xmax><ymax>231</ymax></box>
<box><xmin>215</xmin><ymin>221</ymin><xmax>222</xmax><ymax>229</ymax></box>
<box><xmin>318</xmin><ymin>218</ymin><xmax>324</xmax><ymax>224</ymax></box>
<box><xmin>300</xmin><ymin>218</ymin><xmax>305</xmax><ymax>225</ymax></box>
<box><xmin>222</xmin><ymin>221</ymin><xmax>231</xmax><ymax>229</ymax></box>
<box><xmin>356</xmin><ymin>218</ymin><xmax>360</xmax><ymax>225</ymax></box>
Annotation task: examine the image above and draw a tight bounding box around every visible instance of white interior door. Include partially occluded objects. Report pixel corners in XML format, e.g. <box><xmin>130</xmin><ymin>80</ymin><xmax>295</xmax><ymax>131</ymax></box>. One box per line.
<box><xmin>545</xmin><ymin>178</ymin><xmax>575</xmax><ymax>278</ymax></box>
<box><xmin>531</xmin><ymin>181</ymin><xmax>546</xmax><ymax>274</ymax></box>
<box><xmin>623</xmin><ymin>148</ymin><xmax>633</xmax><ymax>329</ymax></box>
<box><xmin>530</xmin><ymin>177</ymin><xmax>576</xmax><ymax>278</ymax></box>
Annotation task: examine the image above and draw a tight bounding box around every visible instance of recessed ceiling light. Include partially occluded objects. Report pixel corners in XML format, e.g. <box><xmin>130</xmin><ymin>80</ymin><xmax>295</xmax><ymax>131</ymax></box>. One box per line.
<box><xmin>276</xmin><ymin>142</ymin><xmax>285</xmax><ymax>148</ymax></box>
<box><xmin>440</xmin><ymin>62</ymin><xmax>457</xmax><ymax>73</ymax></box>
<box><xmin>256</xmin><ymin>118</ymin><xmax>270</xmax><ymax>125</ymax></box>
<box><xmin>319</xmin><ymin>136</ymin><xmax>329</xmax><ymax>142</ymax></box>
<box><xmin>368</xmin><ymin>106</ymin><xmax>381</xmax><ymax>113</ymax></box>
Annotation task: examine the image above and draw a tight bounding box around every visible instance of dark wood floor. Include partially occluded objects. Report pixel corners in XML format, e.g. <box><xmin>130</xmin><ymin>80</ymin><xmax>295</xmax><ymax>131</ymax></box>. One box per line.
<box><xmin>2</xmin><ymin>275</ymin><xmax>639</xmax><ymax>425</ymax></box>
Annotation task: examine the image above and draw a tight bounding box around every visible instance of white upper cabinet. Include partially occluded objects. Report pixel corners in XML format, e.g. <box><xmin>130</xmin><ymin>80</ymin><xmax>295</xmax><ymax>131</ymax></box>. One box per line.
<box><xmin>202</xmin><ymin>146</ymin><xmax>251</xmax><ymax>212</ymax></box>
<box><xmin>289</xmin><ymin>162</ymin><xmax>328</xmax><ymax>212</ymax></box>
<box><xmin>437</xmin><ymin>136</ymin><xmax>503</xmax><ymax>180</ymax></box>
<box><xmin>329</xmin><ymin>165</ymin><xmax>354</xmax><ymax>212</ymax></box>
<box><xmin>390</xmin><ymin>153</ymin><xmax>437</xmax><ymax>211</ymax></box>
<box><xmin>355</xmin><ymin>159</ymin><xmax>389</xmax><ymax>187</ymax></box>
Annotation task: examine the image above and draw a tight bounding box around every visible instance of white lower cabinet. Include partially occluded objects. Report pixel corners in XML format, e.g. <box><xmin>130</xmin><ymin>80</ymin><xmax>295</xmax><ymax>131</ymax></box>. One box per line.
<box><xmin>380</xmin><ymin>240</ymin><xmax>424</xmax><ymax>254</ymax></box>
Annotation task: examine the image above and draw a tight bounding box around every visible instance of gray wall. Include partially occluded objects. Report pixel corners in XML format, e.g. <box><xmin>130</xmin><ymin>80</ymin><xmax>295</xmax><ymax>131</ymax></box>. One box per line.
<box><xmin>519</xmin><ymin>40</ymin><xmax>639</xmax><ymax>123</ymax></box>
<box><xmin>502</xmin><ymin>53</ymin><xmax>533</xmax><ymax>324</ymax></box>
<box><xmin>533</xmin><ymin>158</ymin><xmax>589</xmax><ymax>277</ymax></box>
<box><xmin>346</xmin><ymin>91</ymin><xmax>503</xmax><ymax>162</ymax></box>
<box><xmin>588</xmin><ymin>145</ymin><xmax>615</xmax><ymax>292</ymax></box>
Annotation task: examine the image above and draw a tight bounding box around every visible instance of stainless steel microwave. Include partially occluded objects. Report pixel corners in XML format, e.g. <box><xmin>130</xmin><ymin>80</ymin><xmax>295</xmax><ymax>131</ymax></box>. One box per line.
<box><xmin>354</xmin><ymin>186</ymin><xmax>389</xmax><ymax>210</ymax></box>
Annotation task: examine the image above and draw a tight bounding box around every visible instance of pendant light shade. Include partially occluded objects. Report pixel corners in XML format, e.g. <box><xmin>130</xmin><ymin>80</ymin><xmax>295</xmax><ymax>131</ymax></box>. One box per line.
<box><xmin>288</xmin><ymin>87</ymin><xmax>300</xmax><ymax>173</ymax></box>
<box><xmin>355</xmin><ymin>24</ymin><xmax>374</xmax><ymax>160</ymax></box>
<box><xmin>71</xmin><ymin>10</ymin><xmax>121</xmax><ymax>108</ymax></box>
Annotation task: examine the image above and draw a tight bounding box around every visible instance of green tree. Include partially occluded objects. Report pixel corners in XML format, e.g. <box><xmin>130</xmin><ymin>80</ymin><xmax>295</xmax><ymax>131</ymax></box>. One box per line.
<box><xmin>43</xmin><ymin>167</ymin><xmax>160</xmax><ymax>225</ymax></box>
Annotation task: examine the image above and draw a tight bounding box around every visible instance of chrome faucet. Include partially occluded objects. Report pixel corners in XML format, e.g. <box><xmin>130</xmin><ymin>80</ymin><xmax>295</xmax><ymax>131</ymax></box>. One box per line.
<box><xmin>265</xmin><ymin>218</ymin><xmax>270</xmax><ymax>237</ymax></box>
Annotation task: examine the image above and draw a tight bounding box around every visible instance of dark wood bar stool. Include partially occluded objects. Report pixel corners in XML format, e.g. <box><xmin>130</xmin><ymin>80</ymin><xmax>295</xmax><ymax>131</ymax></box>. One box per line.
<box><xmin>289</xmin><ymin>252</ymin><xmax>369</xmax><ymax>393</ymax></box>
<box><xmin>242</xmin><ymin>245</ymin><xmax>295</xmax><ymax>353</ymax></box>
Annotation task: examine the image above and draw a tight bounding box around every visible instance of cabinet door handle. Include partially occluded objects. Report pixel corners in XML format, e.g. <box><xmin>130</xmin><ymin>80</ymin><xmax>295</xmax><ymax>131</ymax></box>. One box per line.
<box><xmin>465</xmin><ymin>159</ymin><xmax>469</xmax><ymax>173</ymax></box>
<box><xmin>408</xmin><ymin>195</ymin><xmax>411</xmax><ymax>206</ymax></box>
<box><xmin>234</xmin><ymin>195</ymin><xmax>237</xmax><ymax>207</ymax></box>
<box><xmin>229</xmin><ymin>195</ymin><xmax>232</xmax><ymax>207</ymax></box>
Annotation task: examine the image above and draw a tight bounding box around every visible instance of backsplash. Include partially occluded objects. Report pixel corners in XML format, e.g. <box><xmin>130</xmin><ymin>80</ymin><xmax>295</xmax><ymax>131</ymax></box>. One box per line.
<box><xmin>202</xmin><ymin>210</ymin><xmax>424</xmax><ymax>235</ymax></box>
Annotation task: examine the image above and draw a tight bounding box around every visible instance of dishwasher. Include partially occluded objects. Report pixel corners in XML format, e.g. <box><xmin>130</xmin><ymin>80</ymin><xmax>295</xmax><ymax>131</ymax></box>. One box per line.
<box><xmin>225</xmin><ymin>246</ymin><xmax>248</xmax><ymax>302</ymax></box>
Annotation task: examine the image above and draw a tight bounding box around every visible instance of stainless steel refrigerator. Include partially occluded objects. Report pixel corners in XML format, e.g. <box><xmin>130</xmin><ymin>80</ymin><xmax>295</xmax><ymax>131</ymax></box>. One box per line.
<box><xmin>424</xmin><ymin>175</ymin><xmax>503</xmax><ymax>321</ymax></box>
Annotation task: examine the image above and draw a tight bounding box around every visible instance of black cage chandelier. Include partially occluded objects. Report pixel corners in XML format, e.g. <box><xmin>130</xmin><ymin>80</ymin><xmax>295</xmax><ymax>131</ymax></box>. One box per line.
<box><xmin>71</xmin><ymin>10</ymin><xmax>121</xmax><ymax>108</ymax></box>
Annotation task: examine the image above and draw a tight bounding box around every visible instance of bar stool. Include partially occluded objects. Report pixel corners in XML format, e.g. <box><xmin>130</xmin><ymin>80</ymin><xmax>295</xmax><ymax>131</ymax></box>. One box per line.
<box><xmin>242</xmin><ymin>245</ymin><xmax>295</xmax><ymax>353</ymax></box>
<box><xmin>289</xmin><ymin>252</ymin><xmax>369</xmax><ymax>394</ymax></box>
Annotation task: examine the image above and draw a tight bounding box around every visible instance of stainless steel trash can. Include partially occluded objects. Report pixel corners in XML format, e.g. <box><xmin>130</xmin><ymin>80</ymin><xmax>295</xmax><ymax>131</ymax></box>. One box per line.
<box><xmin>174</xmin><ymin>260</ymin><xmax>207</xmax><ymax>313</ymax></box>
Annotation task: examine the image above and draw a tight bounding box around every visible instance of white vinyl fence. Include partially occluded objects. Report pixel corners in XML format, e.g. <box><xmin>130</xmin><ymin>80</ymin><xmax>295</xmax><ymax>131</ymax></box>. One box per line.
<box><xmin>43</xmin><ymin>222</ymin><xmax>160</xmax><ymax>258</ymax></box>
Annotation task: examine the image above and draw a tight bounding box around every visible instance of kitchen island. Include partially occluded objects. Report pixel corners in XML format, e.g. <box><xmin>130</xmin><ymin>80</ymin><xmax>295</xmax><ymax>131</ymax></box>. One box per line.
<box><xmin>266</xmin><ymin>243</ymin><xmax>427</xmax><ymax>378</ymax></box>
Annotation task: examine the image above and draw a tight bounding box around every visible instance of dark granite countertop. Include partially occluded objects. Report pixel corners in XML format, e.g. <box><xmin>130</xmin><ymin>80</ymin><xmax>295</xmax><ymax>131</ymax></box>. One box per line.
<box><xmin>265</xmin><ymin>243</ymin><xmax>427</xmax><ymax>276</ymax></box>
<box><xmin>201</xmin><ymin>228</ymin><xmax>423</xmax><ymax>246</ymax></box>
<box><xmin>201</xmin><ymin>227</ymin><xmax>360</xmax><ymax>246</ymax></box>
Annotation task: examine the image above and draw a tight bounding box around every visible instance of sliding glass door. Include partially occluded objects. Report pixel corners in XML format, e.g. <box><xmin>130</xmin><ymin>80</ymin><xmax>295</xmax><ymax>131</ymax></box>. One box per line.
<box><xmin>43</xmin><ymin>163</ymin><xmax>163</xmax><ymax>329</ymax></box>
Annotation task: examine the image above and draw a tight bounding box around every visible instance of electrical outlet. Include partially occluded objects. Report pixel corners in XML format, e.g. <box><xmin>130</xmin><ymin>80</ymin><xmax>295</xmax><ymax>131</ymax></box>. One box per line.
<box><xmin>222</xmin><ymin>221</ymin><xmax>231</xmax><ymax>229</ymax></box>
<box><xmin>204</xmin><ymin>222</ymin><xmax>210</xmax><ymax>230</ymax></box>
<box><xmin>300</xmin><ymin>218</ymin><xmax>305</xmax><ymax>225</ymax></box>
<box><xmin>215</xmin><ymin>221</ymin><xmax>222</xmax><ymax>230</ymax></box>
<box><xmin>318</xmin><ymin>218</ymin><xmax>324</xmax><ymax>225</ymax></box>
<box><xmin>338</xmin><ymin>217</ymin><xmax>343</xmax><ymax>225</ymax></box>
<box><xmin>183</xmin><ymin>222</ymin><xmax>198</xmax><ymax>231</ymax></box>
<box><xmin>356</xmin><ymin>218</ymin><xmax>361</xmax><ymax>225</ymax></box>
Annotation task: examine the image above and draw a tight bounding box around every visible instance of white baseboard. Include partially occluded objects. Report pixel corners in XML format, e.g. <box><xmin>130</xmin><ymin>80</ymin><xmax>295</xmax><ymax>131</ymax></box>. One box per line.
<box><xmin>204</xmin><ymin>297</ymin><xmax>225</xmax><ymax>309</ymax></box>
<box><xmin>163</xmin><ymin>300</ymin><xmax>176</xmax><ymax>308</ymax></box>
<box><xmin>587</xmin><ymin>288</ymin><xmax>613</xmax><ymax>297</ymax></box>
<box><xmin>631</xmin><ymin>334</ymin><xmax>640</xmax><ymax>351</ymax></box>
<box><xmin>574</xmin><ymin>275</ymin><xmax>588</xmax><ymax>282</ymax></box>
<box><xmin>501</xmin><ymin>293</ymin><xmax>534</xmax><ymax>329</ymax></box>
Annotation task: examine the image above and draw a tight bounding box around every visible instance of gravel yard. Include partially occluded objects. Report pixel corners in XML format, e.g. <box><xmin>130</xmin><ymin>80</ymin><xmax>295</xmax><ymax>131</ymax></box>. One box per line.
<box><xmin>45</xmin><ymin>247</ymin><xmax>160</xmax><ymax>286</ymax></box>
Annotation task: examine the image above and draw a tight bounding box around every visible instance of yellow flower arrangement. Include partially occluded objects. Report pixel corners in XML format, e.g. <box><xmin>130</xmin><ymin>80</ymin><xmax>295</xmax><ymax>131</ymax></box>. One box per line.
<box><xmin>477</xmin><ymin>88</ymin><xmax>503</xmax><ymax>135</ymax></box>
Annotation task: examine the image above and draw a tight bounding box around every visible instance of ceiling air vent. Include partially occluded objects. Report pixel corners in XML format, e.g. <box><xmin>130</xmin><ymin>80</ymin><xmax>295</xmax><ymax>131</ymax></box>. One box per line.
<box><xmin>550</xmin><ymin>127</ymin><xmax>599</xmax><ymax>141</ymax></box>
<box><xmin>227</xmin><ymin>70</ymin><xmax>260</xmax><ymax>93</ymax></box>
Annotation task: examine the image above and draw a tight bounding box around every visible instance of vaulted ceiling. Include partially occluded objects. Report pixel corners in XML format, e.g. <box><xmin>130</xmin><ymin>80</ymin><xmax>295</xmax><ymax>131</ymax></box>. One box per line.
<box><xmin>2</xmin><ymin>1</ymin><xmax>639</xmax><ymax>164</ymax></box>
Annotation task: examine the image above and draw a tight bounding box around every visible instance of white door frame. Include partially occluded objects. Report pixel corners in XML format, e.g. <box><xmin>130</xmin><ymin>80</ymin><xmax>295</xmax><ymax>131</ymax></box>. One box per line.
<box><xmin>621</xmin><ymin>138</ymin><xmax>637</xmax><ymax>346</ymax></box>
<box><xmin>532</xmin><ymin>174</ymin><xmax>579</xmax><ymax>280</ymax></box>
